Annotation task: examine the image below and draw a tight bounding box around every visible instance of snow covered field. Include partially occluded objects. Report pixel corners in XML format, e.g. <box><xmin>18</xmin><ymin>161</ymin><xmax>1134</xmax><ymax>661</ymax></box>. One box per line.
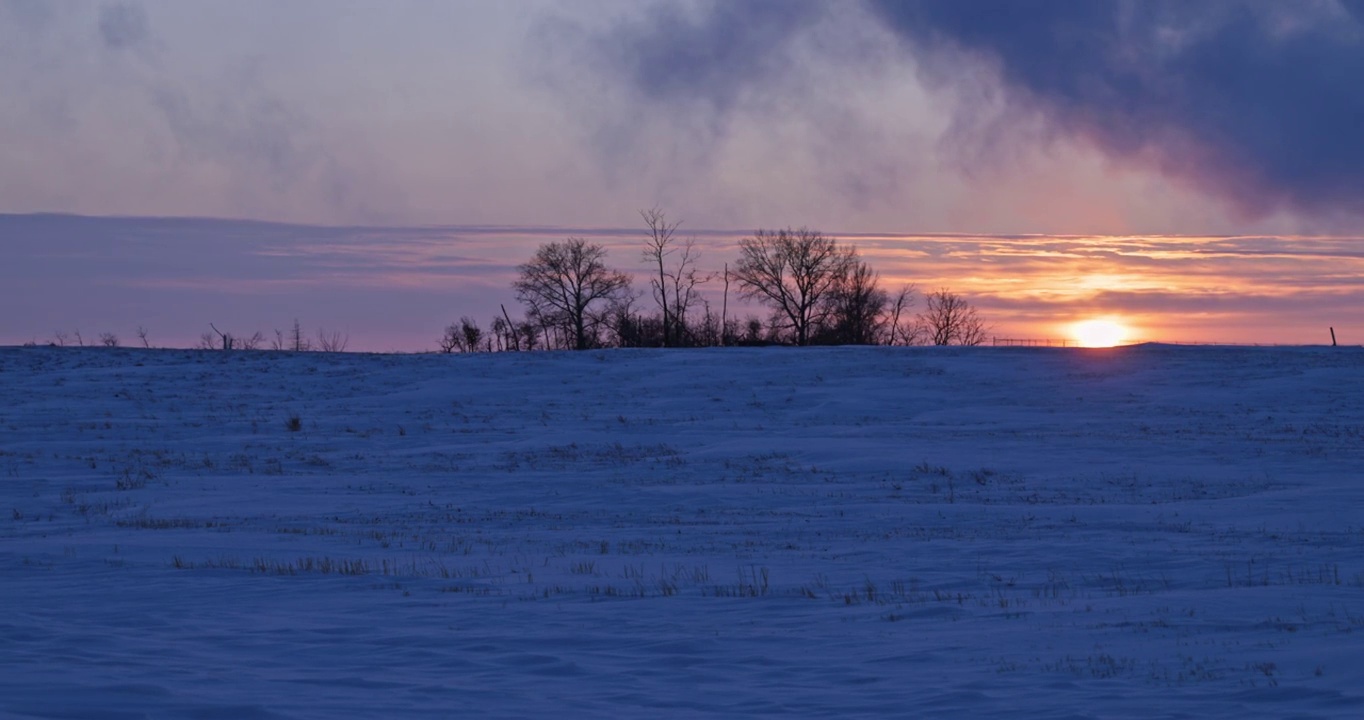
<box><xmin>3</xmin><ymin>344</ymin><xmax>1363</xmax><ymax>718</ymax></box>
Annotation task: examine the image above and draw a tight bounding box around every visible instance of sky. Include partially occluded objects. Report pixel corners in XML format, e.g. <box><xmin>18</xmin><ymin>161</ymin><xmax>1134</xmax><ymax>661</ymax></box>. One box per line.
<box><xmin>3</xmin><ymin>0</ymin><xmax>1364</xmax><ymax>349</ymax></box>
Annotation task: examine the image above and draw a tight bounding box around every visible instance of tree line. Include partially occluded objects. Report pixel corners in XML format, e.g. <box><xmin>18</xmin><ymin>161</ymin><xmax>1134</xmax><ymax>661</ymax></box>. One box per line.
<box><xmin>441</xmin><ymin>209</ymin><xmax>986</xmax><ymax>352</ymax></box>
<box><xmin>40</xmin><ymin>319</ymin><xmax>349</xmax><ymax>353</ymax></box>
<box><xmin>31</xmin><ymin>211</ymin><xmax>985</xmax><ymax>353</ymax></box>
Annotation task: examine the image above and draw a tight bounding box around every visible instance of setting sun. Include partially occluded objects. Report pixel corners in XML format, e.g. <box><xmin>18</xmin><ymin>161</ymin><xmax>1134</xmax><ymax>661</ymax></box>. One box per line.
<box><xmin>1070</xmin><ymin>318</ymin><xmax>1129</xmax><ymax>348</ymax></box>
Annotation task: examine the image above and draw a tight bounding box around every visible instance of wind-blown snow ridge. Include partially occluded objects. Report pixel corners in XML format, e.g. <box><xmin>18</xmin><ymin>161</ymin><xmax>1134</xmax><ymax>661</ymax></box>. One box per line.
<box><xmin>2</xmin><ymin>345</ymin><xmax>1362</xmax><ymax>718</ymax></box>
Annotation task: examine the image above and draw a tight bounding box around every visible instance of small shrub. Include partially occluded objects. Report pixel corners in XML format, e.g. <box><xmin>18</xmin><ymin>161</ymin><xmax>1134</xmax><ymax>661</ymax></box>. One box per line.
<box><xmin>285</xmin><ymin>414</ymin><xmax>302</xmax><ymax>432</ymax></box>
<box><xmin>115</xmin><ymin>467</ymin><xmax>152</xmax><ymax>491</ymax></box>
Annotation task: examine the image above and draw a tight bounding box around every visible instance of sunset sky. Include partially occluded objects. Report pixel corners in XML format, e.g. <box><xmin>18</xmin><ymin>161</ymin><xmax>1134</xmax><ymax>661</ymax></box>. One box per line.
<box><xmin>4</xmin><ymin>1</ymin><xmax>1364</xmax><ymax>350</ymax></box>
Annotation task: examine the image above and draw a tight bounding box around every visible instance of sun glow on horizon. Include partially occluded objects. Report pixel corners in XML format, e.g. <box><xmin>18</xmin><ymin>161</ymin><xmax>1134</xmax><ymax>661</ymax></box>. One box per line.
<box><xmin>1070</xmin><ymin>318</ymin><xmax>1130</xmax><ymax>348</ymax></box>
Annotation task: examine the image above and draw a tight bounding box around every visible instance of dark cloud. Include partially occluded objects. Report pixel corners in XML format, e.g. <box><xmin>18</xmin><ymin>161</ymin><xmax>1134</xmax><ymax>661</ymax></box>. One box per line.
<box><xmin>594</xmin><ymin>0</ymin><xmax>827</xmax><ymax>117</ymax></box>
<box><xmin>870</xmin><ymin>0</ymin><xmax>1364</xmax><ymax>219</ymax></box>
<box><xmin>578</xmin><ymin>0</ymin><xmax>1364</xmax><ymax>220</ymax></box>
<box><xmin>97</xmin><ymin>2</ymin><xmax>150</xmax><ymax>50</ymax></box>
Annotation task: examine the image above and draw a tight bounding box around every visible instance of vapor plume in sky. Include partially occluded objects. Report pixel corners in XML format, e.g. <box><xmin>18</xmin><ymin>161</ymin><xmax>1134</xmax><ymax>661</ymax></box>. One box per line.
<box><xmin>580</xmin><ymin>0</ymin><xmax>1364</xmax><ymax>223</ymax></box>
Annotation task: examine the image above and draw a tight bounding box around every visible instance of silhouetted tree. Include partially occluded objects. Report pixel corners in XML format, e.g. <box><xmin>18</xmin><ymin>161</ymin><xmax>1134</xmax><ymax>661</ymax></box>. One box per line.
<box><xmin>886</xmin><ymin>286</ymin><xmax>919</xmax><ymax>346</ymax></box>
<box><xmin>739</xmin><ymin>315</ymin><xmax>770</xmax><ymax>345</ymax></box>
<box><xmin>202</xmin><ymin>325</ymin><xmax>262</xmax><ymax>351</ymax></box>
<box><xmin>317</xmin><ymin>328</ymin><xmax>349</xmax><ymax>353</ymax></box>
<box><xmin>733</xmin><ymin>228</ymin><xmax>855</xmax><ymax>345</ymax></box>
<box><xmin>610</xmin><ymin>306</ymin><xmax>650</xmax><ymax>348</ymax></box>
<box><xmin>438</xmin><ymin>317</ymin><xmax>485</xmax><ymax>353</ymax></box>
<box><xmin>641</xmin><ymin>208</ymin><xmax>681</xmax><ymax>345</ymax></box>
<box><xmin>437</xmin><ymin>324</ymin><xmax>460</xmax><ymax>353</ymax></box>
<box><xmin>459</xmin><ymin>317</ymin><xmax>481</xmax><ymax>353</ymax></box>
<box><xmin>640</xmin><ymin>208</ymin><xmax>708</xmax><ymax>346</ymax></box>
<box><xmin>919</xmin><ymin>289</ymin><xmax>987</xmax><ymax>346</ymax></box>
<box><xmin>289</xmin><ymin>319</ymin><xmax>311</xmax><ymax>352</ymax></box>
<box><xmin>819</xmin><ymin>260</ymin><xmax>889</xmax><ymax>345</ymax></box>
<box><xmin>498</xmin><ymin>305</ymin><xmax>520</xmax><ymax>351</ymax></box>
<box><xmin>490</xmin><ymin>316</ymin><xmax>510</xmax><ymax>351</ymax></box>
<box><xmin>692</xmin><ymin>303</ymin><xmax>723</xmax><ymax>347</ymax></box>
<box><xmin>206</xmin><ymin>324</ymin><xmax>233</xmax><ymax>351</ymax></box>
<box><xmin>514</xmin><ymin>238</ymin><xmax>632</xmax><ymax>351</ymax></box>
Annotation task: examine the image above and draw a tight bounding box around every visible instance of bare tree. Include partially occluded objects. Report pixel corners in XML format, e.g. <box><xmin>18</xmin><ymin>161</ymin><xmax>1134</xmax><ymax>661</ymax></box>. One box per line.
<box><xmin>821</xmin><ymin>260</ymin><xmax>889</xmax><ymax>345</ymax></box>
<box><xmin>693</xmin><ymin>302</ymin><xmax>722</xmax><ymax>347</ymax></box>
<box><xmin>514</xmin><ymin>238</ymin><xmax>632</xmax><ymax>351</ymax></box>
<box><xmin>919</xmin><ymin>289</ymin><xmax>987</xmax><ymax>346</ymax></box>
<box><xmin>268</xmin><ymin>325</ymin><xmax>311</xmax><ymax>351</ymax></box>
<box><xmin>207</xmin><ymin>323</ymin><xmax>234</xmax><ymax>351</ymax></box>
<box><xmin>516</xmin><ymin>320</ymin><xmax>541</xmax><ymax>351</ymax></box>
<box><xmin>239</xmin><ymin>331</ymin><xmax>265</xmax><ymax>350</ymax></box>
<box><xmin>437</xmin><ymin>324</ymin><xmax>460</xmax><ymax>353</ymax></box>
<box><xmin>289</xmin><ymin>319</ymin><xmax>311</xmax><ymax>352</ymax></box>
<box><xmin>499</xmin><ymin>304</ymin><xmax>520</xmax><ymax>351</ymax></box>
<box><xmin>609</xmin><ymin>305</ymin><xmax>643</xmax><ymax>348</ymax></box>
<box><xmin>886</xmin><ymin>285</ymin><xmax>919</xmax><ymax>346</ymax></box>
<box><xmin>666</xmin><ymin>238</ymin><xmax>707</xmax><ymax>344</ymax></box>
<box><xmin>641</xmin><ymin>208</ymin><xmax>681</xmax><ymax>346</ymax></box>
<box><xmin>136</xmin><ymin>326</ymin><xmax>151</xmax><ymax>348</ymax></box>
<box><xmin>958</xmin><ymin>316</ymin><xmax>988</xmax><ymax>346</ymax></box>
<box><xmin>53</xmin><ymin>331</ymin><xmax>69</xmax><ymax>347</ymax></box>
<box><xmin>489</xmin><ymin>316</ymin><xmax>509</xmax><ymax>351</ymax></box>
<box><xmin>732</xmin><ymin>228</ymin><xmax>855</xmax><ymax>345</ymax></box>
<box><xmin>450</xmin><ymin>317</ymin><xmax>482</xmax><ymax>353</ymax></box>
<box><xmin>202</xmin><ymin>325</ymin><xmax>261</xmax><ymax>351</ymax></box>
<box><xmin>721</xmin><ymin>263</ymin><xmax>730</xmax><ymax>345</ymax></box>
<box><xmin>741</xmin><ymin>315</ymin><xmax>768</xmax><ymax>345</ymax></box>
<box><xmin>639</xmin><ymin>208</ymin><xmax>707</xmax><ymax>346</ymax></box>
<box><xmin>99</xmin><ymin>332</ymin><xmax>120</xmax><ymax>348</ymax></box>
<box><xmin>317</xmin><ymin>329</ymin><xmax>348</xmax><ymax>353</ymax></box>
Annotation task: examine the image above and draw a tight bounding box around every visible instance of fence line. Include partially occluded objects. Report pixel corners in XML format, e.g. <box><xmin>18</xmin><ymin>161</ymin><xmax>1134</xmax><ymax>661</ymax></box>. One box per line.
<box><xmin>989</xmin><ymin>338</ymin><xmax>1346</xmax><ymax>348</ymax></box>
<box><xmin>991</xmin><ymin>337</ymin><xmax>1073</xmax><ymax>347</ymax></box>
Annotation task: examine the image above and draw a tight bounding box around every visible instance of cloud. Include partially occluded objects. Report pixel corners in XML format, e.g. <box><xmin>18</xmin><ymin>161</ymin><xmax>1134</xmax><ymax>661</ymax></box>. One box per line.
<box><xmin>1</xmin><ymin>0</ymin><xmax>56</xmax><ymax>29</ymax></box>
<box><xmin>148</xmin><ymin>77</ymin><xmax>347</xmax><ymax>202</ymax></box>
<box><xmin>525</xmin><ymin>1</ymin><xmax>833</xmax><ymax>189</ymax></box>
<box><xmin>530</xmin><ymin>1</ymin><xmax>955</xmax><ymax>228</ymax></box>
<box><xmin>569</xmin><ymin>0</ymin><xmax>1364</xmax><ymax>223</ymax></box>
<box><xmin>871</xmin><ymin>0</ymin><xmax>1364</xmax><ymax>220</ymax></box>
<box><xmin>593</xmin><ymin>0</ymin><xmax>828</xmax><ymax>119</ymax></box>
<box><xmin>97</xmin><ymin>2</ymin><xmax>150</xmax><ymax>50</ymax></box>
<box><xmin>0</xmin><ymin>1</ymin><xmax>394</xmax><ymax>224</ymax></box>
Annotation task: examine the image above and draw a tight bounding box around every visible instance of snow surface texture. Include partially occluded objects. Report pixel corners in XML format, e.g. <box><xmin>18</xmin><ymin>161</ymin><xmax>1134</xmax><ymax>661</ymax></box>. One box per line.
<box><xmin>2</xmin><ymin>345</ymin><xmax>1363</xmax><ymax>719</ymax></box>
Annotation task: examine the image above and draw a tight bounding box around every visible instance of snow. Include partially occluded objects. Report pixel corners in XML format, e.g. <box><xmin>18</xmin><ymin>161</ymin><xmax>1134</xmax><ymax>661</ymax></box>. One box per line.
<box><xmin>2</xmin><ymin>344</ymin><xmax>1363</xmax><ymax>718</ymax></box>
